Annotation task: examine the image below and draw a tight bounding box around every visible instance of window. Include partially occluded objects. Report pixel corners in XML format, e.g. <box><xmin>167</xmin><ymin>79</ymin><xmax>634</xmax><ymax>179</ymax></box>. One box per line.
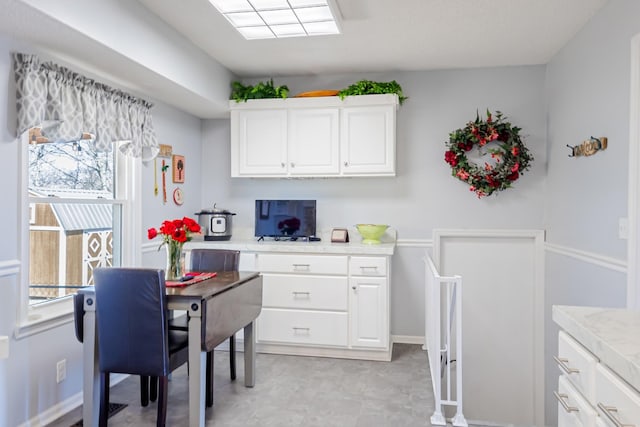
<box><xmin>27</xmin><ymin>129</ymin><xmax>118</xmax><ymax>304</ymax></box>
<box><xmin>17</xmin><ymin>130</ymin><xmax>141</xmax><ymax>336</ymax></box>
<box><xmin>13</xmin><ymin>53</ymin><xmax>153</xmax><ymax>334</ymax></box>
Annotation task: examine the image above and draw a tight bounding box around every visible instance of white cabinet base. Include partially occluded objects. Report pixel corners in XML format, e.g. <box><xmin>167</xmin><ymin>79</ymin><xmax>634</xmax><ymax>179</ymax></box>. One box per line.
<box><xmin>256</xmin><ymin>341</ymin><xmax>393</xmax><ymax>362</ymax></box>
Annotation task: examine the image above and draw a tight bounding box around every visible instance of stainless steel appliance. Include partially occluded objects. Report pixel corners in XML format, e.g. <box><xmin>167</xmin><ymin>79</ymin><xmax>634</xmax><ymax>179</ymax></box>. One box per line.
<box><xmin>195</xmin><ymin>204</ymin><xmax>236</xmax><ymax>241</ymax></box>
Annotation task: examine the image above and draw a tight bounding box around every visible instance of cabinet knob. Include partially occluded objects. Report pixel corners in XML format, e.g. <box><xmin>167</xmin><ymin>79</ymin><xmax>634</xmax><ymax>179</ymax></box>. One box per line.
<box><xmin>344</xmin><ymin>161</ymin><xmax>349</xmax><ymax>167</ymax></box>
<box><xmin>352</xmin><ymin>286</ymin><xmax>357</xmax><ymax>290</ymax></box>
<box><xmin>281</xmin><ymin>162</ymin><xmax>285</xmax><ymax>168</ymax></box>
<box><xmin>290</xmin><ymin>162</ymin><xmax>295</xmax><ymax>168</ymax></box>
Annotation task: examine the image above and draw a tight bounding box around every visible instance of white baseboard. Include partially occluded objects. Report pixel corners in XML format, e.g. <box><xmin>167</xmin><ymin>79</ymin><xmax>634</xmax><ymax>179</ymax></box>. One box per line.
<box><xmin>392</xmin><ymin>335</ymin><xmax>425</xmax><ymax>345</ymax></box>
<box><xmin>19</xmin><ymin>374</ymin><xmax>128</xmax><ymax>427</ymax></box>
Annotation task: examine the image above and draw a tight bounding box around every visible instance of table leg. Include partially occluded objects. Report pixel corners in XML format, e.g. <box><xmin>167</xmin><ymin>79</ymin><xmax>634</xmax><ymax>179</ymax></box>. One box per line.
<box><xmin>188</xmin><ymin>305</ymin><xmax>206</xmax><ymax>427</ymax></box>
<box><xmin>244</xmin><ymin>321</ymin><xmax>255</xmax><ymax>387</ymax></box>
<box><xmin>82</xmin><ymin>295</ymin><xmax>100</xmax><ymax>427</ymax></box>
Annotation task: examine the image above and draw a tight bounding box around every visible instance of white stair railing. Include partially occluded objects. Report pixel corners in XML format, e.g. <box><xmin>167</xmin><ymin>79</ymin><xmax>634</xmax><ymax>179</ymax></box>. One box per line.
<box><xmin>424</xmin><ymin>255</ymin><xmax>467</xmax><ymax>427</ymax></box>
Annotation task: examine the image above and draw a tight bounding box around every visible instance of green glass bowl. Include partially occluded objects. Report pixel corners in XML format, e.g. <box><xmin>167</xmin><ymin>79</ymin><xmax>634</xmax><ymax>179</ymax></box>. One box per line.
<box><xmin>355</xmin><ymin>224</ymin><xmax>389</xmax><ymax>244</ymax></box>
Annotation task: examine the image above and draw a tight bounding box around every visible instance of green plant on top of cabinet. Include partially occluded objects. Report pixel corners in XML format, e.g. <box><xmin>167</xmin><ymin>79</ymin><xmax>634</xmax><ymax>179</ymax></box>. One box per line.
<box><xmin>338</xmin><ymin>80</ymin><xmax>407</xmax><ymax>104</ymax></box>
<box><xmin>230</xmin><ymin>79</ymin><xmax>289</xmax><ymax>102</ymax></box>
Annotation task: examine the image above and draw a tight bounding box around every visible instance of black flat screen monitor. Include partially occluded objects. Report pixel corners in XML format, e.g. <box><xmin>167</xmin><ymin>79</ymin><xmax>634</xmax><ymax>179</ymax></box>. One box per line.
<box><xmin>255</xmin><ymin>200</ymin><xmax>316</xmax><ymax>239</ymax></box>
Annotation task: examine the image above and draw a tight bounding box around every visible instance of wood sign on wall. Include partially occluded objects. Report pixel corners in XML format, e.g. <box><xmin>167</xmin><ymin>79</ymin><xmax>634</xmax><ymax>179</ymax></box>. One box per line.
<box><xmin>172</xmin><ymin>155</ymin><xmax>185</xmax><ymax>183</ymax></box>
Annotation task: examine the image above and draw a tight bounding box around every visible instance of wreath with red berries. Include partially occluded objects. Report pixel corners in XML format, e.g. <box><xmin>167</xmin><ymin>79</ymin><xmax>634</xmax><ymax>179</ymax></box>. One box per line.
<box><xmin>444</xmin><ymin>110</ymin><xmax>533</xmax><ymax>198</ymax></box>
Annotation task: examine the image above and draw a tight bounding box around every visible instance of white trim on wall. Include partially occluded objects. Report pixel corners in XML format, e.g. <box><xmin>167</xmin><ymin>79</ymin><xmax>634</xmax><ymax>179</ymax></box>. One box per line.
<box><xmin>546</xmin><ymin>242</ymin><xmax>627</xmax><ymax>273</ymax></box>
<box><xmin>627</xmin><ymin>32</ymin><xmax>640</xmax><ymax>310</ymax></box>
<box><xmin>0</xmin><ymin>260</ymin><xmax>20</xmax><ymax>277</ymax></box>
<box><xmin>395</xmin><ymin>238</ymin><xmax>433</xmax><ymax>248</ymax></box>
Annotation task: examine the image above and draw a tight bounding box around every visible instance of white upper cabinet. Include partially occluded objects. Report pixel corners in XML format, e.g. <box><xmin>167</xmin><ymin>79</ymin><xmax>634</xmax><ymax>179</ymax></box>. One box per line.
<box><xmin>231</xmin><ymin>109</ymin><xmax>287</xmax><ymax>176</ymax></box>
<box><xmin>230</xmin><ymin>94</ymin><xmax>398</xmax><ymax>178</ymax></box>
<box><xmin>288</xmin><ymin>108</ymin><xmax>340</xmax><ymax>176</ymax></box>
<box><xmin>341</xmin><ymin>104</ymin><xmax>396</xmax><ymax>176</ymax></box>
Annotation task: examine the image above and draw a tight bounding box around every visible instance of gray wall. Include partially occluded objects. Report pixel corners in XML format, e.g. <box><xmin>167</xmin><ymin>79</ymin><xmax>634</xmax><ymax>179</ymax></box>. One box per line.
<box><xmin>543</xmin><ymin>0</ymin><xmax>640</xmax><ymax>424</ymax></box>
<box><xmin>202</xmin><ymin>66</ymin><xmax>548</xmax><ymax>338</ymax></box>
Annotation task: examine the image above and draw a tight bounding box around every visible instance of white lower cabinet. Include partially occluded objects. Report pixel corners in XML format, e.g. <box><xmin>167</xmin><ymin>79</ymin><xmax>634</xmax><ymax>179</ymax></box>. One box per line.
<box><xmin>556</xmin><ymin>330</ymin><xmax>640</xmax><ymax>426</ymax></box>
<box><xmin>255</xmin><ymin>252</ymin><xmax>391</xmax><ymax>361</ymax></box>
<box><xmin>557</xmin><ymin>375</ymin><xmax>597</xmax><ymax>427</ymax></box>
<box><xmin>595</xmin><ymin>364</ymin><xmax>640</xmax><ymax>426</ymax></box>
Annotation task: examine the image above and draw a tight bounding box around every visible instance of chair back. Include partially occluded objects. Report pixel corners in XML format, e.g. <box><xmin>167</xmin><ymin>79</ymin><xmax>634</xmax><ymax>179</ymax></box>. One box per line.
<box><xmin>189</xmin><ymin>249</ymin><xmax>240</xmax><ymax>272</ymax></box>
<box><xmin>94</xmin><ymin>268</ymin><xmax>170</xmax><ymax>377</ymax></box>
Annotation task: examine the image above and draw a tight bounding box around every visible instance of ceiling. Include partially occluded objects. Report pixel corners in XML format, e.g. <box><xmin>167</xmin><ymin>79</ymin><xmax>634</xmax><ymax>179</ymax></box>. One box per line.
<box><xmin>137</xmin><ymin>0</ymin><xmax>609</xmax><ymax>77</ymax></box>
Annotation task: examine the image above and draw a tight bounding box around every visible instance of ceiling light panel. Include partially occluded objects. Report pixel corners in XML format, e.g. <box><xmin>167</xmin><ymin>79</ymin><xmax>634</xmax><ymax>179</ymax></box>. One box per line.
<box><xmin>225</xmin><ymin>11</ymin><xmax>264</xmax><ymax>27</ymax></box>
<box><xmin>303</xmin><ymin>20</ymin><xmax>338</xmax><ymax>35</ymax></box>
<box><xmin>259</xmin><ymin>9</ymin><xmax>298</xmax><ymax>25</ymax></box>
<box><xmin>294</xmin><ymin>5</ymin><xmax>333</xmax><ymax>22</ymax></box>
<box><xmin>288</xmin><ymin>0</ymin><xmax>327</xmax><ymax>7</ymax></box>
<box><xmin>271</xmin><ymin>23</ymin><xmax>306</xmax><ymax>37</ymax></box>
<box><xmin>237</xmin><ymin>26</ymin><xmax>275</xmax><ymax>39</ymax></box>
<box><xmin>209</xmin><ymin>0</ymin><xmax>340</xmax><ymax>39</ymax></box>
<box><xmin>209</xmin><ymin>0</ymin><xmax>253</xmax><ymax>13</ymax></box>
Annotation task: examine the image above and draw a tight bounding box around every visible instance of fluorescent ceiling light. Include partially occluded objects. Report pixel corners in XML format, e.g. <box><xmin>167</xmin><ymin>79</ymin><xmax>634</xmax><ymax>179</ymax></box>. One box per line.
<box><xmin>209</xmin><ymin>0</ymin><xmax>341</xmax><ymax>40</ymax></box>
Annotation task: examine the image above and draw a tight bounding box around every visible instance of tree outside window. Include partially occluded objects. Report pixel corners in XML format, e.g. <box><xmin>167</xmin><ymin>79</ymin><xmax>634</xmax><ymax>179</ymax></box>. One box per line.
<box><xmin>28</xmin><ymin>131</ymin><xmax>117</xmax><ymax>304</ymax></box>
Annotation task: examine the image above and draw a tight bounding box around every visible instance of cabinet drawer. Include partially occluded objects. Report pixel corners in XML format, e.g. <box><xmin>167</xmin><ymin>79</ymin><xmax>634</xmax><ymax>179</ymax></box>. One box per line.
<box><xmin>257</xmin><ymin>254</ymin><xmax>348</xmax><ymax>275</ymax></box>
<box><xmin>257</xmin><ymin>308</ymin><xmax>348</xmax><ymax>347</ymax></box>
<box><xmin>349</xmin><ymin>256</ymin><xmax>387</xmax><ymax>276</ymax></box>
<box><xmin>262</xmin><ymin>274</ymin><xmax>347</xmax><ymax>310</ymax></box>
<box><xmin>595</xmin><ymin>363</ymin><xmax>640</xmax><ymax>426</ymax></box>
<box><xmin>556</xmin><ymin>375</ymin><xmax>597</xmax><ymax>427</ymax></box>
<box><xmin>557</xmin><ymin>331</ymin><xmax>598</xmax><ymax>405</ymax></box>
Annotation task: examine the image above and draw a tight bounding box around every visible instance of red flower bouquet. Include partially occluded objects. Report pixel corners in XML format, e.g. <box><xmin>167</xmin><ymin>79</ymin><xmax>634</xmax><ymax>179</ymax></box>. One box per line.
<box><xmin>148</xmin><ymin>217</ymin><xmax>201</xmax><ymax>280</ymax></box>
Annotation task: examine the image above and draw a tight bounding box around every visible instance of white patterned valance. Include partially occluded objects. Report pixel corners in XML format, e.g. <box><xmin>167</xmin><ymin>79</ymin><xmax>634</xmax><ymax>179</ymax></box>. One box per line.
<box><xmin>13</xmin><ymin>53</ymin><xmax>159</xmax><ymax>161</ymax></box>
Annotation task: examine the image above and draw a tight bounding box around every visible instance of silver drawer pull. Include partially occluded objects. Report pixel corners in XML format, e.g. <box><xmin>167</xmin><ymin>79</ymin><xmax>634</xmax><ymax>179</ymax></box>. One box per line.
<box><xmin>554</xmin><ymin>391</ymin><xmax>578</xmax><ymax>413</ymax></box>
<box><xmin>292</xmin><ymin>291</ymin><xmax>310</xmax><ymax>297</ymax></box>
<box><xmin>360</xmin><ymin>266</ymin><xmax>378</xmax><ymax>272</ymax></box>
<box><xmin>292</xmin><ymin>263</ymin><xmax>310</xmax><ymax>271</ymax></box>
<box><xmin>597</xmin><ymin>403</ymin><xmax>635</xmax><ymax>427</ymax></box>
<box><xmin>292</xmin><ymin>327</ymin><xmax>310</xmax><ymax>334</ymax></box>
<box><xmin>554</xmin><ymin>356</ymin><xmax>580</xmax><ymax>374</ymax></box>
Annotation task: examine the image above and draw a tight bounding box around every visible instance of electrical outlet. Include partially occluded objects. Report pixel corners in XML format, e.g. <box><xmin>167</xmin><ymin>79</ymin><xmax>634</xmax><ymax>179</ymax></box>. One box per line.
<box><xmin>56</xmin><ymin>359</ymin><xmax>66</xmax><ymax>383</ymax></box>
<box><xmin>619</xmin><ymin>217</ymin><xmax>629</xmax><ymax>240</ymax></box>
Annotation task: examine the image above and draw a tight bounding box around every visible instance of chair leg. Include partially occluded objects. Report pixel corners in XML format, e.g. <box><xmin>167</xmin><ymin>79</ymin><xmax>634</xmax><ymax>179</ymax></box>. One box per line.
<box><xmin>140</xmin><ymin>376</ymin><xmax>150</xmax><ymax>407</ymax></box>
<box><xmin>156</xmin><ymin>376</ymin><xmax>169</xmax><ymax>427</ymax></box>
<box><xmin>150</xmin><ymin>376</ymin><xmax>158</xmax><ymax>402</ymax></box>
<box><xmin>206</xmin><ymin>351</ymin><xmax>214</xmax><ymax>408</ymax></box>
<box><xmin>229</xmin><ymin>334</ymin><xmax>236</xmax><ymax>381</ymax></box>
<box><xmin>99</xmin><ymin>372</ymin><xmax>110</xmax><ymax>427</ymax></box>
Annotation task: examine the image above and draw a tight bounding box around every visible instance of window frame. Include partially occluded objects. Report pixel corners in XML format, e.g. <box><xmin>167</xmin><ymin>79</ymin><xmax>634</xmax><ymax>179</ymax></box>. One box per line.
<box><xmin>15</xmin><ymin>134</ymin><xmax>142</xmax><ymax>338</ymax></box>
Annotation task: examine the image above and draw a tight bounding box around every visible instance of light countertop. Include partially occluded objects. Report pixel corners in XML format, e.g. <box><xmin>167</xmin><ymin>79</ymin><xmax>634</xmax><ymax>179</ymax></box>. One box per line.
<box><xmin>185</xmin><ymin>227</ymin><xmax>396</xmax><ymax>256</ymax></box>
<box><xmin>185</xmin><ymin>238</ymin><xmax>395</xmax><ymax>256</ymax></box>
<box><xmin>553</xmin><ymin>305</ymin><xmax>640</xmax><ymax>392</ymax></box>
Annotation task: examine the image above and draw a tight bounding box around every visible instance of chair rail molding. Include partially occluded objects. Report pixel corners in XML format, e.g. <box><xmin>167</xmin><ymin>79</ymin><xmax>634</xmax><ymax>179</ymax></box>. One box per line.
<box><xmin>0</xmin><ymin>259</ymin><xmax>20</xmax><ymax>277</ymax></box>
<box><xmin>545</xmin><ymin>242</ymin><xmax>627</xmax><ymax>273</ymax></box>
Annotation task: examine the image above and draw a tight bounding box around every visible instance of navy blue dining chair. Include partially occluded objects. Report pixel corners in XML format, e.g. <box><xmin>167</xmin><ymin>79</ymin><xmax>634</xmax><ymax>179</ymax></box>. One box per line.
<box><xmin>167</xmin><ymin>249</ymin><xmax>240</xmax><ymax>407</ymax></box>
<box><xmin>94</xmin><ymin>267</ymin><xmax>189</xmax><ymax>427</ymax></box>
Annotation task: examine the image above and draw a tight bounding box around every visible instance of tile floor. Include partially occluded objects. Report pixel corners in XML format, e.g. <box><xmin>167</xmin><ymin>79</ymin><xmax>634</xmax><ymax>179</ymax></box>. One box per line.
<box><xmin>48</xmin><ymin>344</ymin><xmax>469</xmax><ymax>427</ymax></box>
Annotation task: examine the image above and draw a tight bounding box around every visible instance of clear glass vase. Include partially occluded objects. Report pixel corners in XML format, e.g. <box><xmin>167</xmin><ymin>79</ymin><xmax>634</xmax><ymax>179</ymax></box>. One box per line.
<box><xmin>165</xmin><ymin>241</ymin><xmax>184</xmax><ymax>281</ymax></box>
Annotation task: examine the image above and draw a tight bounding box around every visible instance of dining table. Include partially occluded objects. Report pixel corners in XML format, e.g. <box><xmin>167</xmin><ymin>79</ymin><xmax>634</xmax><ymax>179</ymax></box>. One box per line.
<box><xmin>74</xmin><ymin>271</ymin><xmax>263</xmax><ymax>427</ymax></box>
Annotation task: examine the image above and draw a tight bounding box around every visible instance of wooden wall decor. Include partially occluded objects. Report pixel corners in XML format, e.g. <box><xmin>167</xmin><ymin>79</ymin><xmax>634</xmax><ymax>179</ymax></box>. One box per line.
<box><xmin>567</xmin><ymin>136</ymin><xmax>608</xmax><ymax>157</ymax></box>
<box><xmin>172</xmin><ymin>154</ymin><xmax>185</xmax><ymax>183</ymax></box>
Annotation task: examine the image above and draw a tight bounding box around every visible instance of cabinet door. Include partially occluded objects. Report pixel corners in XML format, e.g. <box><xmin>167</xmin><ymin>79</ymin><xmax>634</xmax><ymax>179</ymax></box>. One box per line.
<box><xmin>341</xmin><ymin>105</ymin><xmax>395</xmax><ymax>176</ymax></box>
<box><xmin>232</xmin><ymin>109</ymin><xmax>287</xmax><ymax>176</ymax></box>
<box><xmin>288</xmin><ymin>108</ymin><xmax>340</xmax><ymax>176</ymax></box>
<box><xmin>349</xmin><ymin>276</ymin><xmax>388</xmax><ymax>348</ymax></box>
<box><xmin>557</xmin><ymin>375</ymin><xmax>597</xmax><ymax>427</ymax></box>
<box><xmin>595</xmin><ymin>364</ymin><xmax>640</xmax><ymax>426</ymax></box>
